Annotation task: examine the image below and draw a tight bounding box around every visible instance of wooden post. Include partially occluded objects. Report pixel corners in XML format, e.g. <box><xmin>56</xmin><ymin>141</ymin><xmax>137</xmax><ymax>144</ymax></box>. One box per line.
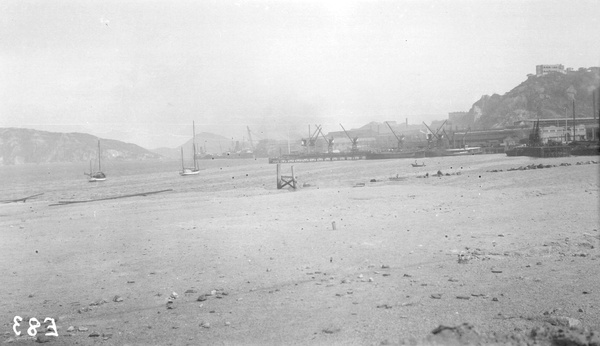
<box><xmin>276</xmin><ymin>163</ymin><xmax>281</xmax><ymax>189</ymax></box>
<box><xmin>291</xmin><ymin>165</ymin><xmax>295</xmax><ymax>189</ymax></box>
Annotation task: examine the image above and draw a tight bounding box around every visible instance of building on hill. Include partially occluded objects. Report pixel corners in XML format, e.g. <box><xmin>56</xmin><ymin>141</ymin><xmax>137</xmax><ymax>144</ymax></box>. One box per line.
<box><xmin>536</xmin><ymin>64</ymin><xmax>566</xmax><ymax>76</ymax></box>
<box><xmin>588</xmin><ymin>67</ymin><xmax>600</xmax><ymax>73</ymax></box>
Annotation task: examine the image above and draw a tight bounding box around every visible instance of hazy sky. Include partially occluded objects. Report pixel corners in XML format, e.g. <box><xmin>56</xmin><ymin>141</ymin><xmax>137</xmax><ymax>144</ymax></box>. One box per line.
<box><xmin>2</xmin><ymin>0</ymin><xmax>599</xmax><ymax>148</ymax></box>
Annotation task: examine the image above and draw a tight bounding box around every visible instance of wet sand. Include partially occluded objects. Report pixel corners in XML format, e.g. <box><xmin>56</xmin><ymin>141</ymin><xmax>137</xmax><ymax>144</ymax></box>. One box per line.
<box><xmin>1</xmin><ymin>154</ymin><xmax>599</xmax><ymax>345</ymax></box>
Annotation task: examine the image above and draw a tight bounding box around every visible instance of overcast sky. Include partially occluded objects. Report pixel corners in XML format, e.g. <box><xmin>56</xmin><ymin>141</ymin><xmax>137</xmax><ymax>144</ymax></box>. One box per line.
<box><xmin>1</xmin><ymin>0</ymin><xmax>599</xmax><ymax>148</ymax></box>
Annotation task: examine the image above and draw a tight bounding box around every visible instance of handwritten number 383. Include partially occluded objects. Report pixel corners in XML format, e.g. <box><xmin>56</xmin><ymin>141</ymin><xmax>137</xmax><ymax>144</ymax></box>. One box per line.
<box><xmin>12</xmin><ymin>316</ymin><xmax>58</xmax><ymax>337</ymax></box>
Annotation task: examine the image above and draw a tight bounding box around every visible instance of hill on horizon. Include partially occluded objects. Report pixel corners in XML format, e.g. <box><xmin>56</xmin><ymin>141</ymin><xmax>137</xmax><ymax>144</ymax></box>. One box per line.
<box><xmin>4</xmin><ymin>69</ymin><xmax>598</xmax><ymax>165</ymax></box>
<box><xmin>0</xmin><ymin>128</ymin><xmax>162</xmax><ymax>165</ymax></box>
<box><xmin>455</xmin><ymin>69</ymin><xmax>600</xmax><ymax>130</ymax></box>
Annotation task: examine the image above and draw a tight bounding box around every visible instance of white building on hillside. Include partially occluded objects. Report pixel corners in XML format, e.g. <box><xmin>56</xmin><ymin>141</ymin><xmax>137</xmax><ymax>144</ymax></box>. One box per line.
<box><xmin>536</xmin><ymin>64</ymin><xmax>566</xmax><ymax>76</ymax></box>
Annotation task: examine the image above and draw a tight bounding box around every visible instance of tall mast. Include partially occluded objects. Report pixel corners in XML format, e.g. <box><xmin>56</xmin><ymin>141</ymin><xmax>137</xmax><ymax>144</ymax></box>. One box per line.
<box><xmin>97</xmin><ymin>140</ymin><xmax>102</xmax><ymax>172</ymax></box>
<box><xmin>572</xmin><ymin>100</ymin><xmax>576</xmax><ymax>141</ymax></box>
<box><xmin>192</xmin><ymin>121</ymin><xmax>198</xmax><ymax>170</ymax></box>
<box><xmin>247</xmin><ymin>126</ymin><xmax>255</xmax><ymax>151</ymax></box>
<box><xmin>181</xmin><ymin>147</ymin><xmax>185</xmax><ymax>171</ymax></box>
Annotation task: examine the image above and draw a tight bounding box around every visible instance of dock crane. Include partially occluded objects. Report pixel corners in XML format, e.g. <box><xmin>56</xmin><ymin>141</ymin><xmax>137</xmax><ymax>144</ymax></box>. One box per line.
<box><xmin>339</xmin><ymin>124</ymin><xmax>358</xmax><ymax>152</ymax></box>
<box><xmin>385</xmin><ymin>121</ymin><xmax>405</xmax><ymax>150</ymax></box>
<box><xmin>423</xmin><ymin>120</ymin><xmax>447</xmax><ymax>148</ymax></box>
<box><xmin>246</xmin><ymin>126</ymin><xmax>255</xmax><ymax>152</ymax></box>
<box><xmin>309</xmin><ymin>125</ymin><xmax>322</xmax><ymax>148</ymax></box>
<box><xmin>316</xmin><ymin>125</ymin><xmax>334</xmax><ymax>153</ymax></box>
<box><xmin>301</xmin><ymin>125</ymin><xmax>321</xmax><ymax>154</ymax></box>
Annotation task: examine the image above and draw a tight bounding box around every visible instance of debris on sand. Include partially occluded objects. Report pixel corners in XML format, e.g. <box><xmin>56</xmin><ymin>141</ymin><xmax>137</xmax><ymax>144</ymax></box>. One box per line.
<box><xmin>457</xmin><ymin>252</ymin><xmax>471</xmax><ymax>264</ymax></box>
<box><xmin>377</xmin><ymin>303</ymin><xmax>393</xmax><ymax>309</ymax></box>
<box><xmin>543</xmin><ymin>316</ymin><xmax>581</xmax><ymax>328</ymax></box>
<box><xmin>322</xmin><ymin>327</ymin><xmax>341</xmax><ymax>334</ymax></box>
<box><xmin>500</xmin><ymin>161</ymin><xmax>598</xmax><ymax>173</ymax></box>
<box><xmin>399</xmin><ymin>323</ymin><xmax>600</xmax><ymax>346</ymax></box>
<box><xmin>90</xmin><ymin>298</ymin><xmax>108</xmax><ymax>306</ymax></box>
<box><xmin>35</xmin><ymin>334</ymin><xmax>52</xmax><ymax>343</ymax></box>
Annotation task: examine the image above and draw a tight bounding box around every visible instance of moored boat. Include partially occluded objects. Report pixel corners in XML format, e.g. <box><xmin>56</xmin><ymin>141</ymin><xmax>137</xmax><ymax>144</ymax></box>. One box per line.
<box><xmin>86</xmin><ymin>140</ymin><xmax>106</xmax><ymax>182</ymax></box>
<box><xmin>180</xmin><ymin>121</ymin><xmax>201</xmax><ymax>176</ymax></box>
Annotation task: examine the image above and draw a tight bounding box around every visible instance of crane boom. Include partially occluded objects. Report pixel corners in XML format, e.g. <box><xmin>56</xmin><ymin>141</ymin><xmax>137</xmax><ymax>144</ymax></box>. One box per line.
<box><xmin>339</xmin><ymin>123</ymin><xmax>358</xmax><ymax>152</ymax></box>
<box><xmin>317</xmin><ymin>126</ymin><xmax>328</xmax><ymax>141</ymax></box>
<box><xmin>317</xmin><ymin>126</ymin><xmax>334</xmax><ymax>153</ymax></box>
<box><xmin>385</xmin><ymin>121</ymin><xmax>405</xmax><ymax>149</ymax></box>
<box><xmin>422</xmin><ymin>122</ymin><xmax>439</xmax><ymax>140</ymax></box>
<box><xmin>339</xmin><ymin>124</ymin><xmax>354</xmax><ymax>142</ymax></box>
<box><xmin>434</xmin><ymin>119</ymin><xmax>448</xmax><ymax>137</ymax></box>
<box><xmin>385</xmin><ymin>121</ymin><xmax>404</xmax><ymax>142</ymax></box>
<box><xmin>310</xmin><ymin>125</ymin><xmax>320</xmax><ymax>141</ymax></box>
<box><xmin>246</xmin><ymin>126</ymin><xmax>255</xmax><ymax>151</ymax></box>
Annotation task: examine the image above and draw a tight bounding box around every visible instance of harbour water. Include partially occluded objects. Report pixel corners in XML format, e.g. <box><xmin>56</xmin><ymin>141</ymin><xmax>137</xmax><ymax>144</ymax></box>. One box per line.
<box><xmin>0</xmin><ymin>158</ymin><xmax>269</xmax><ymax>202</ymax></box>
<box><xmin>0</xmin><ymin>153</ymin><xmax>573</xmax><ymax>205</ymax></box>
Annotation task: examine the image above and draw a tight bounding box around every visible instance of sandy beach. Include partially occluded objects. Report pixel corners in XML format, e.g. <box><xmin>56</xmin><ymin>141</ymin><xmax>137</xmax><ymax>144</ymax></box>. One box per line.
<box><xmin>1</xmin><ymin>154</ymin><xmax>599</xmax><ymax>345</ymax></box>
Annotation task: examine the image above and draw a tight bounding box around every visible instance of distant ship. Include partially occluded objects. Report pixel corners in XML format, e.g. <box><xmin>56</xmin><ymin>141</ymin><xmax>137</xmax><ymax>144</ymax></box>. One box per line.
<box><xmin>425</xmin><ymin>146</ymin><xmax>483</xmax><ymax>157</ymax></box>
<box><xmin>268</xmin><ymin>148</ymin><xmax>427</xmax><ymax>164</ymax></box>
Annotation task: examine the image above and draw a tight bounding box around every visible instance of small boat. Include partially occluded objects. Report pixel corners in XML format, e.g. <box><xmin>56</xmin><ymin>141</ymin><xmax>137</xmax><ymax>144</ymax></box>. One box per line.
<box><xmin>86</xmin><ymin>140</ymin><xmax>106</xmax><ymax>182</ymax></box>
<box><xmin>411</xmin><ymin>161</ymin><xmax>426</xmax><ymax>167</ymax></box>
<box><xmin>180</xmin><ymin>121</ymin><xmax>201</xmax><ymax>176</ymax></box>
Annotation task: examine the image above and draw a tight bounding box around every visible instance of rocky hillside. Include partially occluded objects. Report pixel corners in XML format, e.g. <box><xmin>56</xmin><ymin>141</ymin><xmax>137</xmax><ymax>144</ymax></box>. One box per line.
<box><xmin>0</xmin><ymin>128</ymin><xmax>162</xmax><ymax>165</ymax></box>
<box><xmin>457</xmin><ymin>69</ymin><xmax>600</xmax><ymax>129</ymax></box>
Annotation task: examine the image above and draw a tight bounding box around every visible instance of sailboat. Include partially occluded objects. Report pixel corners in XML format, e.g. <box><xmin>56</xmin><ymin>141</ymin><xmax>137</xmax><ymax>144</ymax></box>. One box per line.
<box><xmin>86</xmin><ymin>139</ymin><xmax>107</xmax><ymax>182</ymax></box>
<box><xmin>180</xmin><ymin>121</ymin><xmax>201</xmax><ymax>176</ymax></box>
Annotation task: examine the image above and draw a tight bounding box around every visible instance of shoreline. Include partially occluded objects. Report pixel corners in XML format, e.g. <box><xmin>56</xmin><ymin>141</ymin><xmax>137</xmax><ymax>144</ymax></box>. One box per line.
<box><xmin>1</xmin><ymin>155</ymin><xmax>599</xmax><ymax>345</ymax></box>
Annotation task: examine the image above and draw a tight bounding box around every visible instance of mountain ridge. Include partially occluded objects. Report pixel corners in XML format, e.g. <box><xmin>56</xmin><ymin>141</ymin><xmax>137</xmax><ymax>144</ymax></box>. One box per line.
<box><xmin>3</xmin><ymin>68</ymin><xmax>598</xmax><ymax>165</ymax></box>
<box><xmin>0</xmin><ymin>128</ymin><xmax>163</xmax><ymax>165</ymax></box>
<box><xmin>457</xmin><ymin>69</ymin><xmax>600</xmax><ymax>130</ymax></box>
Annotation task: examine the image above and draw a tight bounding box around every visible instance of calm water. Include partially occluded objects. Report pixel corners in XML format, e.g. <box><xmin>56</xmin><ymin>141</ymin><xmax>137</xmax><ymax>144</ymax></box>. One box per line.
<box><xmin>1</xmin><ymin>153</ymin><xmax>559</xmax><ymax>203</ymax></box>
<box><xmin>0</xmin><ymin>158</ymin><xmax>270</xmax><ymax>201</ymax></box>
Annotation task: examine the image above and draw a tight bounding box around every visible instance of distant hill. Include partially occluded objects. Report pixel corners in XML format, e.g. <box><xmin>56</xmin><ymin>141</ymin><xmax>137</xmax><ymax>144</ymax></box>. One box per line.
<box><xmin>151</xmin><ymin>132</ymin><xmax>244</xmax><ymax>159</ymax></box>
<box><xmin>0</xmin><ymin>128</ymin><xmax>163</xmax><ymax>165</ymax></box>
<box><xmin>455</xmin><ymin>69</ymin><xmax>600</xmax><ymax>130</ymax></box>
